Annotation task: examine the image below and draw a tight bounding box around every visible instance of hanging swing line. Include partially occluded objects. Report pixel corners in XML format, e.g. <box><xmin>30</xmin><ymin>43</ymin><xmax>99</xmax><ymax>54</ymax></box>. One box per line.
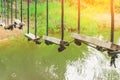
<box><xmin>4</xmin><ymin>0</ymin><xmax>6</xmax><ymax>26</ymax></box>
<box><xmin>74</xmin><ymin>0</ymin><xmax>82</xmax><ymax>46</ymax></box>
<box><xmin>43</xmin><ymin>0</ymin><xmax>69</xmax><ymax>52</ymax></box>
<box><xmin>7</xmin><ymin>0</ymin><xmax>9</xmax><ymax>26</ymax></box>
<box><xmin>21</xmin><ymin>0</ymin><xmax>23</xmax><ymax>22</ymax></box>
<box><xmin>11</xmin><ymin>0</ymin><xmax>13</xmax><ymax>24</ymax></box>
<box><xmin>61</xmin><ymin>0</ymin><xmax>64</xmax><ymax>41</ymax></box>
<box><xmin>78</xmin><ymin>0</ymin><xmax>80</xmax><ymax>34</ymax></box>
<box><xmin>0</xmin><ymin>0</ymin><xmax>15</xmax><ymax>30</ymax></box>
<box><xmin>110</xmin><ymin>0</ymin><xmax>114</xmax><ymax>42</ymax></box>
<box><xmin>35</xmin><ymin>0</ymin><xmax>37</xmax><ymax>38</ymax></box>
<box><xmin>1</xmin><ymin>0</ymin><xmax>3</xmax><ymax>22</ymax></box>
<box><xmin>14</xmin><ymin>0</ymin><xmax>24</xmax><ymax>29</ymax></box>
<box><xmin>3</xmin><ymin>0</ymin><xmax>15</xmax><ymax>30</ymax></box>
<box><xmin>0</xmin><ymin>0</ymin><xmax>3</xmax><ymax>26</ymax></box>
<box><xmin>46</xmin><ymin>0</ymin><xmax>48</xmax><ymax>36</ymax></box>
<box><xmin>15</xmin><ymin>0</ymin><xmax>17</xmax><ymax>19</ymax></box>
<box><xmin>25</xmin><ymin>0</ymin><xmax>41</xmax><ymax>44</ymax></box>
<box><xmin>6</xmin><ymin>0</ymin><xmax>8</xmax><ymax>26</ymax></box>
<box><xmin>44</xmin><ymin>0</ymin><xmax>62</xmax><ymax>45</ymax></box>
<box><xmin>27</xmin><ymin>0</ymin><xmax>30</xmax><ymax>34</ymax></box>
<box><xmin>0</xmin><ymin>0</ymin><xmax>6</xmax><ymax>27</ymax></box>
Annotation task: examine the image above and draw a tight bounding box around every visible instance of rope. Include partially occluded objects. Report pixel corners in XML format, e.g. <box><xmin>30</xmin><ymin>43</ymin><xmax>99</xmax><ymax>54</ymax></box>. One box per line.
<box><xmin>61</xmin><ymin>0</ymin><xmax>64</xmax><ymax>41</ymax></box>
<box><xmin>78</xmin><ymin>0</ymin><xmax>80</xmax><ymax>34</ymax></box>
<box><xmin>21</xmin><ymin>0</ymin><xmax>22</xmax><ymax>22</ymax></box>
<box><xmin>35</xmin><ymin>0</ymin><xmax>37</xmax><ymax>38</ymax></box>
<box><xmin>7</xmin><ymin>0</ymin><xmax>9</xmax><ymax>26</ymax></box>
<box><xmin>110</xmin><ymin>0</ymin><xmax>114</xmax><ymax>42</ymax></box>
<box><xmin>46</xmin><ymin>0</ymin><xmax>48</xmax><ymax>36</ymax></box>
<box><xmin>2</xmin><ymin>0</ymin><xmax>4</xmax><ymax>22</ymax></box>
<box><xmin>1</xmin><ymin>0</ymin><xmax>3</xmax><ymax>22</ymax></box>
<box><xmin>15</xmin><ymin>0</ymin><xmax>17</xmax><ymax>19</ymax></box>
<box><xmin>11</xmin><ymin>0</ymin><xmax>13</xmax><ymax>24</ymax></box>
<box><xmin>27</xmin><ymin>0</ymin><xmax>30</xmax><ymax>34</ymax></box>
<box><xmin>4</xmin><ymin>0</ymin><xmax>6</xmax><ymax>25</ymax></box>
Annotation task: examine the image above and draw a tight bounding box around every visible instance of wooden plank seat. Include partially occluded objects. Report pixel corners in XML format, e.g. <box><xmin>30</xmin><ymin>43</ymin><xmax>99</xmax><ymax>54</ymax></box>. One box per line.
<box><xmin>25</xmin><ymin>33</ymin><xmax>40</xmax><ymax>40</ymax></box>
<box><xmin>14</xmin><ymin>19</ymin><xmax>21</xmax><ymax>24</ymax></box>
<box><xmin>0</xmin><ymin>23</ymin><xmax>5</xmax><ymax>27</ymax></box>
<box><xmin>43</xmin><ymin>35</ymin><xmax>69</xmax><ymax>46</ymax></box>
<box><xmin>25</xmin><ymin>33</ymin><xmax>41</xmax><ymax>44</ymax></box>
<box><xmin>4</xmin><ymin>24</ymin><xmax>15</xmax><ymax>30</ymax></box>
<box><xmin>43</xmin><ymin>35</ymin><xmax>61</xmax><ymax>45</ymax></box>
<box><xmin>14</xmin><ymin>19</ymin><xmax>24</xmax><ymax>29</ymax></box>
<box><xmin>43</xmin><ymin>35</ymin><xmax>69</xmax><ymax>52</ymax></box>
<box><xmin>71</xmin><ymin>33</ymin><xmax>120</xmax><ymax>51</ymax></box>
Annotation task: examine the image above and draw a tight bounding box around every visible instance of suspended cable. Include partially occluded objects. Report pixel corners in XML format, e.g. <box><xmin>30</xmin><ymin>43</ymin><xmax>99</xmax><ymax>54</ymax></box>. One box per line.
<box><xmin>61</xmin><ymin>0</ymin><xmax>64</xmax><ymax>40</ymax></box>
<box><xmin>25</xmin><ymin>0</ymin><xmax>40</xmax><ymax>44</ymax></box>
<box><xmin>21</xmin><ymin>0</ymin><xmax>22</xmax><ymax>22</ymax></box>
<box><xmin>7</xmin><ymin>0</ymin><xmax>9</xmax><ymax>26</ymax></box>
<box><xmin>11</xmin><ymin>0</ymin><xmax>13</xmax><ymax>24</ymax></box>
<box><xmin>78</xmin><ymin>0</ymin><xmax>80</xmax><ymax>34</ymax></box>
<box><xmin>2</xmin><ymin>0</ymin><xmax>4</xmax><ymax>23</ymax></box>
<box><xmin>35</xmin><ymin>0</ymin><xmax>37</xmax><ymax>38</ymax></box>
<box><xmin>15</xmin><ymin>0</ymin><xmax>17</xmax><ymax>19</ymax></box>
<box><xmin>27</xmin><ymin>0</ymin><xmax>30</xmax><ymax>33</ymax></box>
<box><xmin>4</xmin><ymin>0</ymin><xmax>6</xmax><ymax>25</ymax></box>
<box><xmin>1</xmin><ymin>0</ymin><xmax>3</xmax><ymax>22</ymax></box>
<box><xmin>46</xmin><ymin>0</ymin><xmax>48</xmax><ymax>36</ymax></box>
<box><xmin>110</xmin><ymin>0</ymin><xmax>114</xmax><ymax>42</ymax></box>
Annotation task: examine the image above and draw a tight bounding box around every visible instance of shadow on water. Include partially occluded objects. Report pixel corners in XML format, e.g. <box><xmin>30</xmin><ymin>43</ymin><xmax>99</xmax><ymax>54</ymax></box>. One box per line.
<box><xmin>0</xmin><ymin>37</ymin><xmax>120</xmax><ymax>80</ymax></box>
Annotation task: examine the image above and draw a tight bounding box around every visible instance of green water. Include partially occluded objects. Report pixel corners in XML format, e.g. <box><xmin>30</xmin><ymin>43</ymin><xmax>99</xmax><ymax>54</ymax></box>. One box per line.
<box><xmin>0</xmin><ymin>37</ymin><xmax>87</xmax><ymax>80</ymax></box>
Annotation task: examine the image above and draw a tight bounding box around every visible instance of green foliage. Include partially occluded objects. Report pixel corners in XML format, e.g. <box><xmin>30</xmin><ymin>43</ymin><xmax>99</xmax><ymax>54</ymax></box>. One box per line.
<box><xmin>81</xmin><ymin>15</ymin><xmax>97</xmax><ymax>36</ymax></box>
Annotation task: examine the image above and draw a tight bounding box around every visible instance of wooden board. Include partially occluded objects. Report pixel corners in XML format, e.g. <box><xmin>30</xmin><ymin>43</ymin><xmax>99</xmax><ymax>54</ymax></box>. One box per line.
<box><xmin>25</xmin><ymin>33</ymin><xmax>40</xmax><ymax>40</ymax></box>
<box><xmin>71</xmin><ymin>33</ymin><xmax>120</xmax><ymax>51</ymax></box>
<box><xmin>43</xmin><ymin>35</ymin><xmax>61</xmax><ymax>45</ymax></box>
<box><xmin>14</xmin><ymin>19</ymin><xmax>24</xmax><ymax>28</ymax></box>
<box><xmin>0</xmin><ymin>23</ymin><xmax>5</xmax><ymax>27</ymax></box>
<box><xmin>14</xmin><ymin>19</ymin><xmax>21</xmax><ymax>24</ymax></box>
